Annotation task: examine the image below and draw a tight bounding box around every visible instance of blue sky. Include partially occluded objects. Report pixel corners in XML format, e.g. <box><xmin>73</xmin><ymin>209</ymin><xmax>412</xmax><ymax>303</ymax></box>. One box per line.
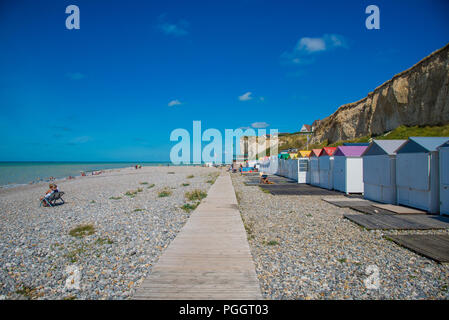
<box><xmin>0</xmin><ymin>0</ymin><xmax>448</xmax><ymax>161</ymax></box>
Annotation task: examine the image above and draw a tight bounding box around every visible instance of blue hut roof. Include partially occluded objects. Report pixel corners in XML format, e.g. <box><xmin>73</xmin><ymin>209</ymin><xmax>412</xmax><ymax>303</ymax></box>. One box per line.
<box><xmin>362</xmin><ymin>140</ymin><xmax>407</xmax><ymax>156</ymax></box>
<box><xmin>396</xmin><ymin>137</ymin><xmax>449</xmax><ymax>154</ymax></box>
<box><xmin>438</xmin><ymin>141</ymin><xmax>449</xmax><ymax>149</ymax></box>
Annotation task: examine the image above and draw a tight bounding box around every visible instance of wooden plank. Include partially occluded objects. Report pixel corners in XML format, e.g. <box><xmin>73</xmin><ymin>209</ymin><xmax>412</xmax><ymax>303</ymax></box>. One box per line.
<box><xmin>343</xmin><ymin>214</ymin><xmax>449</xmax><ymax>230</ymax></box>
<box><xmin>387</xmin><ymin>235</ymin><xmax>449</xmax><ymax>263</ymax></box>
<box><xmin>325</xmin><ymin>200</ymin><xmax>374</xmax><ymax>208</ymax></box>
<box><xmin>260</xmin><ymin>184</ymin><xmax>342</xmax><ymax>196</ymax></box>
<box><xmin>321</xmin><ymin>197</ymin><xmax>362</xmax><ymax>202</ymax></box>
<box><xmin>349</xmin><ymin>206</ymin><xmax>395</xmax><ymax>215</ymax></box>
<box><xmin>399</xmin><ymin>215</ymin><xmax>449</xmax><ymax>228</ymax></box>
<box><xmin>372</xmin><ymin>204</ymin><xmax>426</xmax><ymax>214</ymax></box>
<box><xmin>132</xmin><ymin>173</ymin><xmax>262</xmax><ymax>300</ymax></box>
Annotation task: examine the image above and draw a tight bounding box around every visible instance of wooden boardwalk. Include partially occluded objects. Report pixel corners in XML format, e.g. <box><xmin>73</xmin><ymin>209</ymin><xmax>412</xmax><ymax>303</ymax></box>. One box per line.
<box><xmin>133</xmin><ymin>172</ymin><xmax>263</xmax><ymax>300</ymax></box>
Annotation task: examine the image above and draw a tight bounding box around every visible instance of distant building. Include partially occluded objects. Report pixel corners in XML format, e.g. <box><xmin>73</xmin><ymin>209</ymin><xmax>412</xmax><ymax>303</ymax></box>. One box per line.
<box><xmin>300</xmin><ymin>124</ymin><xmax>312</xmax><ymax>133</ymax></box>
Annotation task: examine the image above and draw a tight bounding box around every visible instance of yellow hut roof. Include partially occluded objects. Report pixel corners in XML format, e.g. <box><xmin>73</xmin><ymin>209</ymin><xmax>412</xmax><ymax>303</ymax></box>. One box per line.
<box><xmin>299</xmin><ymin>150</ymin><xmax>312</xmax><ymax>157</ymax></box>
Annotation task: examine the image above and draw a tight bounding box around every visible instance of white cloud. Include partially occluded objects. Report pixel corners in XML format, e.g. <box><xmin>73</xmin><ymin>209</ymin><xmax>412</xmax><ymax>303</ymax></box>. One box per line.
<box><xmin>159</xmin><ymin>23</ymin><xmax>189</xmax><ymax>36</ymax></box>
<box><xmin>296</xmin><ymin>34</ymin><xmax>347</xmax><ymax>53</ymax></box>
<box><xmin>157</xmin><ymin>15</ymin><xmax>189</xmax><ymax>36</ymax></box>
<box><xmin>251</xmin><ymin>122</ymin><xmax>269</xmax><ymax>129</ymax></box>
<box><xmin>297</xmin><ymin>37</ymin><xmax>326</xmax><ymax>53</ymax></box>
<box><xmin>328</xmin><ymin>34</ymin><xmax>346</xmax><ymax>48</ymax></box>
<box><xmin>168</xmin><ymin>99</ymin><xmax>182</xmax><ymax>107</ymax></box>
<box><xmin>238</xmin><ymin>92</ymin><xmax>253</xmax><ymax>101</ymax></box>
<box><xmin>281</xmin><ymin>34</ymin><xmax>347</xmax><ymax>66</ymax></box>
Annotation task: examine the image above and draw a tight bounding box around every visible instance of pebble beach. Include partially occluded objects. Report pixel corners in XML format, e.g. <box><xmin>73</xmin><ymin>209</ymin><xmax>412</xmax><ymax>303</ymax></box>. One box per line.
<box><xmin>231</xmin><ymin>173</ymin><xmax>449</xmax><ymax>300</ymax></box>
<box><xmin>1</xmin><ymin>166</ymin><xmax>448</xmax><ymax>300</ymax></box>
<box><xmin>0</xmin><ymin>166</ymin><xmax>218</xmax><ymax>300</ymax></box>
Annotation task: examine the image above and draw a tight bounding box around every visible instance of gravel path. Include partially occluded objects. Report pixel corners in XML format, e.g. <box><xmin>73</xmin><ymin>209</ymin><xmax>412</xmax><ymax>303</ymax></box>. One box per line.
<box><xmin>0</xmin><ymin>166</ymin><xmax>218</xmax><ymax>300</ymax></box>
<box><xmin>232</xmin><ymin>173</ymin><xmax>449</xmax><ymax>300</ymax></box>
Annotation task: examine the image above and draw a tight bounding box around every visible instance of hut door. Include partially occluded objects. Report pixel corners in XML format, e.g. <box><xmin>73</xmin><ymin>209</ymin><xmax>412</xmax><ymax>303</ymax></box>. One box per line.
<box><xmin>441</xmin><ymin>148</ymin><xmax>449</xmax><ymax>215</ymax></box>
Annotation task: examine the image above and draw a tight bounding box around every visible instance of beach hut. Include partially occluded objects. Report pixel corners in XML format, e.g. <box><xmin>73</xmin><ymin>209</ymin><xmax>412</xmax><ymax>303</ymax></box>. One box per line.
<box><xmin>288</xmin><ymin>159</ymin><xmax>299</xmax><ymax>181</ymax></box>
<box><xmin>295</xmin><ymin>151</ymin><xmax>310</xmax><ymax>184</ymax></box>
<box><xmin>395</xmin><ymin>137</ymin><xmax>449</xmax><ymax>214</ymax></box>
<box><xmin>361</xmin><ymin>139</ymin><xmax>406</xmax><ymax>204</ymax></box>
<box><xmin>318</xmin><ymin>147</ymin><xmax>337</xmax><ymax>190</ymax></box>
<box><xmin>439</xmin><ymin>141</ymin><xmax>449</xmax><ymax>215</ymax></box>
<box><xmin>333</xmin><ymin>146</ymin><xmax>368</xmax><ymax>194</ymax></box>
<box><xmin>309</xmin><ymin>149</ymin><xmax>321</xmax><ymax>186</ymax></box>
<box><xmin>297</xmin><ymin>150</ymin><xmax>312</xmax><ymax>183</ymax></box>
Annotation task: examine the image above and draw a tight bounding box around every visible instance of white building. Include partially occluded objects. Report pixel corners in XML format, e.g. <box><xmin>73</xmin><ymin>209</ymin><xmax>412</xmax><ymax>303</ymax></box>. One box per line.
<box><xmin>333</xmin><ymin>146</ymin><xmax>368</xmax><ymax>194</ymax></box>
<box><xmin>300</xmin><ymin>124</ymin><xmax>312</xmax><ymax>133</ymax></box>
<box><xmin>395</xmin><ymin>137</ymin><xmax>449</xmax><ymax>214</ymax></box>
<box><xmin>309</xmin><ymin>149</ymin><xmax>321</xmax><ymax>186</ymax></box>
<box><xmin>318</xmin><ymin>147</ymin><xmax>337</xmax><ymax>190</ymax></box>
<box><xmin>297</xmin><ymin>157</ymin><xmax>309</xmax><ymax>184</ymax></box>
<box><xmin>362</xmin><ymin>139</ymin><xmax>406</xmax><ymax>204</ymax></box>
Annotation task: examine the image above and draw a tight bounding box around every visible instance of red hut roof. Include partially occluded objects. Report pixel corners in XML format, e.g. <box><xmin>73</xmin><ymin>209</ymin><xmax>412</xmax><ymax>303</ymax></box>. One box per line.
<box><xmin>319</xmin><ymin>147</ymin><xmax>337</xmax><ymax>156</ymax></box>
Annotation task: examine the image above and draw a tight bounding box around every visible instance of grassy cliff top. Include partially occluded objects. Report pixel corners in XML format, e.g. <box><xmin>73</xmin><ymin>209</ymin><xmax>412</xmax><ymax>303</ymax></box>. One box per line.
<box><xmin>277</xmin><ymin>124</ymin><xmax>449</xmax><ymax>151</ymax></box>
<box><xmin>257</xmin><ymin>124</ymin><xmax>449</xmax><ymax>158</ymax></box>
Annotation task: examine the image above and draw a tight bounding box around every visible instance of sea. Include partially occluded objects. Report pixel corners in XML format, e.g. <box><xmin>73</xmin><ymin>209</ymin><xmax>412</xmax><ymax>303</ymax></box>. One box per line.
<box><xmin>0</xmin><ymin>162</ymin><xmax>171</xmax><ymax>187</ymax></box>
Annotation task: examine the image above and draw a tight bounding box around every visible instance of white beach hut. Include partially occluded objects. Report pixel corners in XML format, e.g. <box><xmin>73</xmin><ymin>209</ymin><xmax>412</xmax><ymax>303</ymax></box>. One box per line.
<box><xmin>298</xmin><ymin>151</ymin><xmax>312</xmax><ymax>184</ymax></box>
<box><xmin>439</xmin><ymin>141</ymin><xmax>449</xmax><ymax>215</ymax></box>
<box><xmin>395</xmin><ymin>137</ymin><xmax>449</xmax><ymax>214</ymax></box>
<box><xmin>309</xmin><ymin>149</ymin><xmax>321</xmax><ymax>186</ymax></box>
<box><xmin>361</xmin><ymin>139</ymin><xmax>406</xmax><ymax>204</ymax></box>
<box><xmin>289</xmin><ymin>159</ymin><xmax>300</xmax><ymax>182</ymax></box>
<box><xmin>333</xmin><ymin>146</ymin><xmax>368</xmax><ymax>194</ymax></box>
<box><xmin>297</xmin><ymin>158</ymin><xmax>309</xmax><ymax>184</ymax></box>
<box><xmin>278</xmin><ymin>158</ymin><xmax>299</xmax><ymax>181</ymax></box>
<box><xmin>318</xmin><ymin>147</ymin><xmax>337</xmax><ymax>190</ymax></box>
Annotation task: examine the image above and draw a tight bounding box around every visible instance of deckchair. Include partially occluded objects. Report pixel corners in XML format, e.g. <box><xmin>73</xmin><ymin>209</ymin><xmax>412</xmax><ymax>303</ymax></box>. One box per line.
<box><xmin>40</xmin><ymin>191</ymin><xmax>65</xmax><ymax>207</ymax></box>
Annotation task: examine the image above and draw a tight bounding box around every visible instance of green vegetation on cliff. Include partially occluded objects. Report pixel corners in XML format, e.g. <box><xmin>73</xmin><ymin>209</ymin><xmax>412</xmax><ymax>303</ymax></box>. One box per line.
<box><xmin>255</xmin><ymin>124</ymin><xmax>449</xmax><ymax>158</ymax></box>
<box><xmin>279</xmin><ymin>124</ymin><xmax>449</xmax><ymax>151</ymax></box>
<box><xmin>376</xmin><ymin>124</ymin><xmax>449</xmax><ymax>140</ymax></box>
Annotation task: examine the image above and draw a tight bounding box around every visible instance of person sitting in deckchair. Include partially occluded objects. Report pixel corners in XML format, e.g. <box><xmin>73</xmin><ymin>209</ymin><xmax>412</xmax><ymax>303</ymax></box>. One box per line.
<box><xmin>40</xmin><ymin>183</ymin><xmax>64</xmax><ymax>207</ymax></box>
<box><xmin>259</xmin><ymin>172</ymin><xmax>274</xmax><ymax>184</ymax></box>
